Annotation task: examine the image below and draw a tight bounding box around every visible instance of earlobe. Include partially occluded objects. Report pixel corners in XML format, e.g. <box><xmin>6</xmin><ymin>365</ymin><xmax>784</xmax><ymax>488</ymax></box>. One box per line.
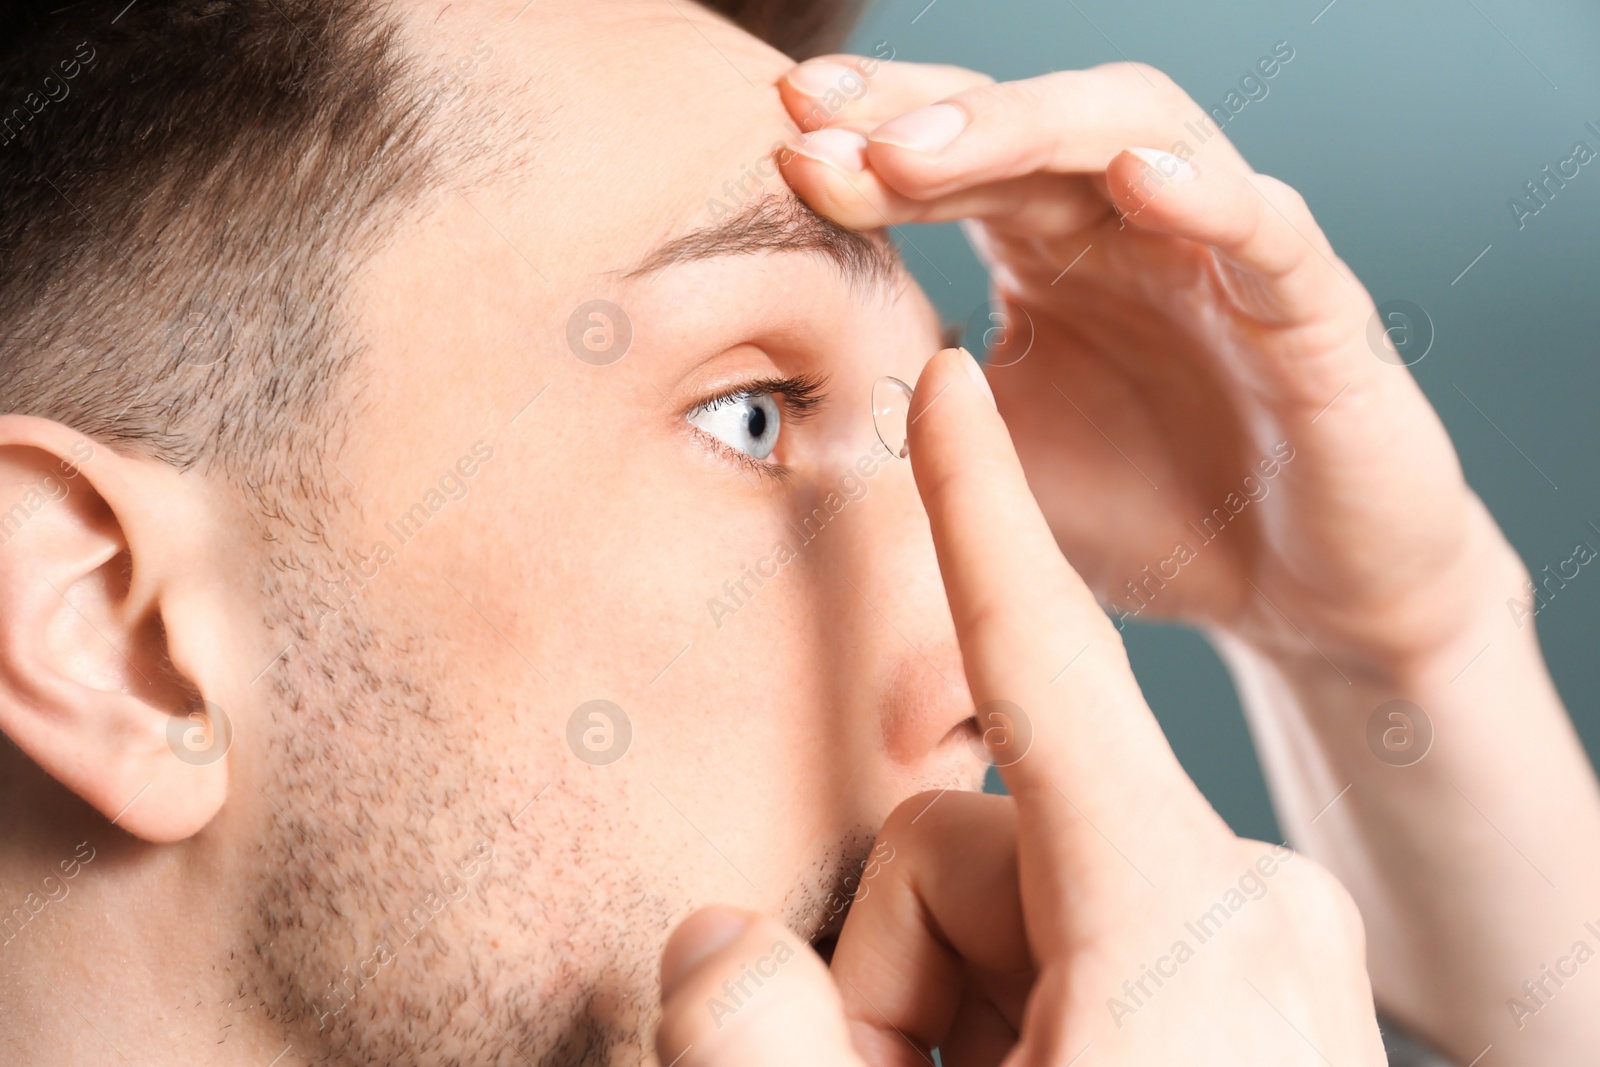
<box><xmin>0</xmin><ymin>415</ymin><xmax>229</xmax><ymax>843</ymax></box>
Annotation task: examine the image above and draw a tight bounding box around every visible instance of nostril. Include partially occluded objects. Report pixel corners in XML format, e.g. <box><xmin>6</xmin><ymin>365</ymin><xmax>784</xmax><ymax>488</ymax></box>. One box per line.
<box><xmin>877</xmin><ymin>653</ymin><xmax>975</xmax><ymax>765</ymax></box>
<box><xmin>955</xmin><ymin>714</ymin><xmax>997</xmax><ymax>767</ymax></box>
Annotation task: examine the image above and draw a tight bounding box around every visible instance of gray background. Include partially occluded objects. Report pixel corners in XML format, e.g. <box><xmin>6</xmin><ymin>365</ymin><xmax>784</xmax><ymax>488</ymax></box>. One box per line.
<box><xmin>841</xmin><ymin>0</ymin><xmax>1600</xmax><ymax>840</ymax></box>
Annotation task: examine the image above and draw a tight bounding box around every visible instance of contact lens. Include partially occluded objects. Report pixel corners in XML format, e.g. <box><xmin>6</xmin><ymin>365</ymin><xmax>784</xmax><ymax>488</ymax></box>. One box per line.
<box><xmin>872</xmin><ymin>376</ymin><xmax>914</xmax><ymax>459</ymax></box>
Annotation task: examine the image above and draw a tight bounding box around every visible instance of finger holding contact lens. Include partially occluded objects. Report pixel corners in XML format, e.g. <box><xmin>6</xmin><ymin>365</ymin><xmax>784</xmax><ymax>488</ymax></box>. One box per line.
<box><xmin>872</xmin><ymin>375</ymin><xmax>914</xmax><ymax>459</ymax></box>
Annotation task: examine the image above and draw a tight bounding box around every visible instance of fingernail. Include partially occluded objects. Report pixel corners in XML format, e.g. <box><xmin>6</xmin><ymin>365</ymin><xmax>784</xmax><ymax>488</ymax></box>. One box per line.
<box><xmin>870</xmin><ymin>103</ymin><xmax>968</xmax><ymax>153</ymax></box>
<box><xmin>660</xmin><ymin>908</ymin><xmax>749</xmax><ymax>999</ymax></box>
<box><xmin>793</xmin><ymin>128</ymin><xmax>868</xmax><ymax>172</ymax></box>
<box><xmin>1126</xmin><ymin>147</ymin><xmax>1196</xmax><ymax>183</ymax></box>
<box><xmin>959</xmin><ymin>346</ymin><xmax>996</xmax><ymax>408</ymax></box>
<box><xmin>786</xmin><ymin>60</ymin><xmax>856</xmax><ymax>97</ymax></box>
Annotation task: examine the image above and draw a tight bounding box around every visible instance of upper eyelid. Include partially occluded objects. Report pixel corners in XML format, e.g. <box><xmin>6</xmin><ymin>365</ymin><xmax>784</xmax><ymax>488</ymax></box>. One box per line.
<box><xmin>682</xmin><ymin>373</ymin><xmax>830</xmax><ymax>421</ymax></box>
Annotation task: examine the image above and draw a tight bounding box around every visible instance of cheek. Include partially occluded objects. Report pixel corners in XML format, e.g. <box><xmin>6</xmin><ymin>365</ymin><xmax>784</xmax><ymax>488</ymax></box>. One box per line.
<box><xmin>630</xmin><ymin>606</ymin><xmax>846</xmax><ymax>905</ymax></box>
<box><xmin>458</xmin><ymin>429</ymin><xmax>827</xmax><ymax>720</ymax></box>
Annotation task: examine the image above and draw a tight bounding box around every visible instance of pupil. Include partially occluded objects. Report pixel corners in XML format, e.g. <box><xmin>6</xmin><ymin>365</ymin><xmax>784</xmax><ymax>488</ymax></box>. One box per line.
<box><xmin>746</xmin><ymin>403</ymin><xmax>767</xmax><ymax>439</ymax></box>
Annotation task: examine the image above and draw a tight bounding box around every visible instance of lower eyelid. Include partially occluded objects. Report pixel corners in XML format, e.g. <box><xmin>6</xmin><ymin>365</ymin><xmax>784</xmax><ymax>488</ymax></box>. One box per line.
<box><xmin>684</xmin><ymin>422</ymin><xmax>788</xmax><ymax>481</ymax></box>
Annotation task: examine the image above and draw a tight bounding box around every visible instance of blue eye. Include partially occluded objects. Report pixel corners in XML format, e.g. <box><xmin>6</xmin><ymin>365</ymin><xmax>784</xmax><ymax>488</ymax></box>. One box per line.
<box><xmin>687</xmin><ymin>391</ymin><xmax>782</xmax><ymax>461</ymax></box>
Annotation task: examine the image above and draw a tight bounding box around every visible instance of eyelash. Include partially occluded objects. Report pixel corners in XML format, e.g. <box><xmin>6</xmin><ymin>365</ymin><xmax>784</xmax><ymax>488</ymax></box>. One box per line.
<box><xmin>685</xmin><ymin>371</ymin><xmax>830</xmax><ymax>483</ymax></box>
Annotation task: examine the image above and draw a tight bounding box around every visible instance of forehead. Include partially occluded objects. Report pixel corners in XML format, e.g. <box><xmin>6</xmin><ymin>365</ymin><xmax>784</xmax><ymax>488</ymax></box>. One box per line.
<box><xmin>397</xmin><ymin>0</ymin><xmax>801</xmax><ymax>280</ymax></box>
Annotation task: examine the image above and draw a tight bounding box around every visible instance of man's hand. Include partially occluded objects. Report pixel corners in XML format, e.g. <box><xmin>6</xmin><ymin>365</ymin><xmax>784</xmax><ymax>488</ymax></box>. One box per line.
<box><xmin>777</xmin><ymin>56</ymin><xmax>1502</xmax><ymax>678</ymax></box>
<box><xmin>655</xmin><ymin>349</ymin><xmax>1387</xmax><ymax>1067</ymax></box>
<box><xmin>777</xmin><ymin>58</ymin><xmax>1600</xmax><ymax>1064</ymax></box>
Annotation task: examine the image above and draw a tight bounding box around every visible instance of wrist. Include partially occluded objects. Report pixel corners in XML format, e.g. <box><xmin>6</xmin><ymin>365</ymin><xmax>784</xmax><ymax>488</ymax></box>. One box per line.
<box><xmin>1211</xmin><ymin>534</ymin><xmax>1557</xmax><ymax>770</ymax></box>
<box><xmin>1222</xmin><ymin>492</ymin><xmax>1532</xmax><ymax>692</ymax></box>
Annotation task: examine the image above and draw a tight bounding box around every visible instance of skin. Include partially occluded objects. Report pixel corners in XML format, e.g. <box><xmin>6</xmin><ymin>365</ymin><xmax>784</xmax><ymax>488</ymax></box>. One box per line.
<box><xmin>657</xmin><ymin>347</ymin><xmax>1389</xmax><ymax>1066</ymax></box>
<box><xmin>2</xmin><ymin>4</ymin><xmax>1596</xmax><ymax>1067</ymax></box>
<box><xmin>660</xmin><ymin>50</ymin><xmax>1600</xmax><ymax>1066</ymax></box>
<box><xmin>0</xmin><ymin>3</ymin><xmax>986</xmax><ymax>1065</ymax></box>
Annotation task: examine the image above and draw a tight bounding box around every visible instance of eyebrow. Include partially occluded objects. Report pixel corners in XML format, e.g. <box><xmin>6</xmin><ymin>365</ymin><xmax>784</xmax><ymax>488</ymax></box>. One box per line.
<box><xmin>619</xmin><ymin>193</ymin><xmax>904</xmax><ymax>292</ymax></box>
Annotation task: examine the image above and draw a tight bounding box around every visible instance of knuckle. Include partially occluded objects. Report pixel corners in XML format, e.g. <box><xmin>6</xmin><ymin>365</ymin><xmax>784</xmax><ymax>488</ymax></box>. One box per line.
<box><xmin>1101</xmin><ymin>60</ymin><xmax>1182</xmax><ymax>98</ymax></box>
<box><xmin>1030</xmin><ymin>68</ymin><xmax>1084</xmax><ymax>98</ymax></box>
<box><xmin>1285</xmin><ymin>859</ymin><xmax>1368</xmax><ymax>949</ymax></box>
<box><xmin>925</xmin><ymin>61</ymin><xmax>995</xmax><ymax>88</ymax></box>
<box><xmin>961</xmin><ymin>76</ymin><xmax>1037</xmax><ymax>119</ymax></box>
<box><xmin>1253</xmin><ymin>173</ymin><xmax>1312</xmax><ymax>220</ymax></box>
<box><xmin>1129</xmin><ymin>60</ymin><xmax>1171</xmax><ymax>82</ymax></box>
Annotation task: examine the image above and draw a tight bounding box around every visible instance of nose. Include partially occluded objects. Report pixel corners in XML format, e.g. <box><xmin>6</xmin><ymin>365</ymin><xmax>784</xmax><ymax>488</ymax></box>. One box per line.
<box><xmin>877</xmin><ymin>644</ymin><xmax>977</xmax><ymax>767</ymax></box>
<box><xmin>807</xmin><ymin>431</ymin><xmax>980</xmax><ymax>778</ymax></box>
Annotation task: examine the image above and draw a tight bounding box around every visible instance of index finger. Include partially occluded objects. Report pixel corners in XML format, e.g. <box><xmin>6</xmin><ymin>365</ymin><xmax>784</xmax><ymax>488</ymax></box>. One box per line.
<box><xmin>860</xmin><ymin>64</ymin><xmax>1252</xmax><ymax>199</ymax></box>
<box><xmin>906</xmin><ymin>348</ymin><xmax>1227</xmax><ymax>911</ymax></box>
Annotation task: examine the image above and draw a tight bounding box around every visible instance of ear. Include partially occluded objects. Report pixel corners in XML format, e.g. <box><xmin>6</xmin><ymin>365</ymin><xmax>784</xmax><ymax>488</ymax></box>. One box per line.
<box><xmin>0</xmin><ymin>415</ymin><xmax>230</xmax><ymax>842</ymax></box>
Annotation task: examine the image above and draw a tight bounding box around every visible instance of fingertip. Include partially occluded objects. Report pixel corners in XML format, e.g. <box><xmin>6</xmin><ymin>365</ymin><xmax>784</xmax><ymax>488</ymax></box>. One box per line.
<box><xmin>904</xmin><ymin>346</ymin><xmax>1046</xmax><ymax>613</ymax></box>
<box><xmin>782</xmin><ymin>58</ymin><xmax>861</xmax><ymax>99</ymax></box>
<box><xmin>867</xmin><ymin>101</ymin><xmax>971</xmax><ymax>155</ymax></box>
<box><xmin>655</xmin><ymin>912</ymin><xmax>860</xmax><ymax>1067</ymax></box>
<box><xmin>1122</xmin><ymin>146</ymin><xmax>1198</xmax><ymax>184</ymax></box>
<box><xmin>661</xmin><ymin>907</ymin><xmax>752</xmax><ymax>1000</ymax></box>
<box><xmin>905</xmin><ymin>346</ymin><xmax>1001</xmax><ymax>479</ymax></box>
<box><xmin>1104</xmin><ymin>147</ymin><xmax>1200</xmax><ymax>220</ymax></box>
<box><xmin>909</xmin><ymin>346</ymin><xmax>994</xmax><ymax>427</ymax></box>
<box><xmin>789</xmin><ymin>127</ymin><xmax>869</xmax><ymax>174</ymax></box>
<box><xmin>777</xmin><ymin>141</ymin><xmax>898</xmax><ymax>229</ymax></box>
<box><xmin>959</xmin><ymin>346</ymin><xmax>997</xmax><ymax>408</ymax></box>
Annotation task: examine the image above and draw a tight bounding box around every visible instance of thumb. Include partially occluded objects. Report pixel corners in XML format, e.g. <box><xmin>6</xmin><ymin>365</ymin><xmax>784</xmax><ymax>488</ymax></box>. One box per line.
<box><xmin>657</xmin><ymin>908</ymin><xmax>869</xmax><ymax>1067</ymax></box>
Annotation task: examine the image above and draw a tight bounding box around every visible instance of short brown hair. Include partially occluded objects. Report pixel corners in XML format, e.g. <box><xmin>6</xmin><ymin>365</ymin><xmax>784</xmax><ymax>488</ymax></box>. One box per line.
<box><xmin>0</xmin><ymin>0</ymin><xmax>864</xmax><ymax>531</ymax></box>
<box><xmin>704</xmin><ymin>0</ymin><xmax>865</xmax><ymax>59</ymax></box>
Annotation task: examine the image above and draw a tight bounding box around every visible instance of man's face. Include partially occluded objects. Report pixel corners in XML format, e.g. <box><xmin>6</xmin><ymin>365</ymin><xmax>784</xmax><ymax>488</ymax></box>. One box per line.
<box><xmin>235</xmin><ymin>1</ymin><xmax>983</xmax><ymax>1062</ymax></box>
